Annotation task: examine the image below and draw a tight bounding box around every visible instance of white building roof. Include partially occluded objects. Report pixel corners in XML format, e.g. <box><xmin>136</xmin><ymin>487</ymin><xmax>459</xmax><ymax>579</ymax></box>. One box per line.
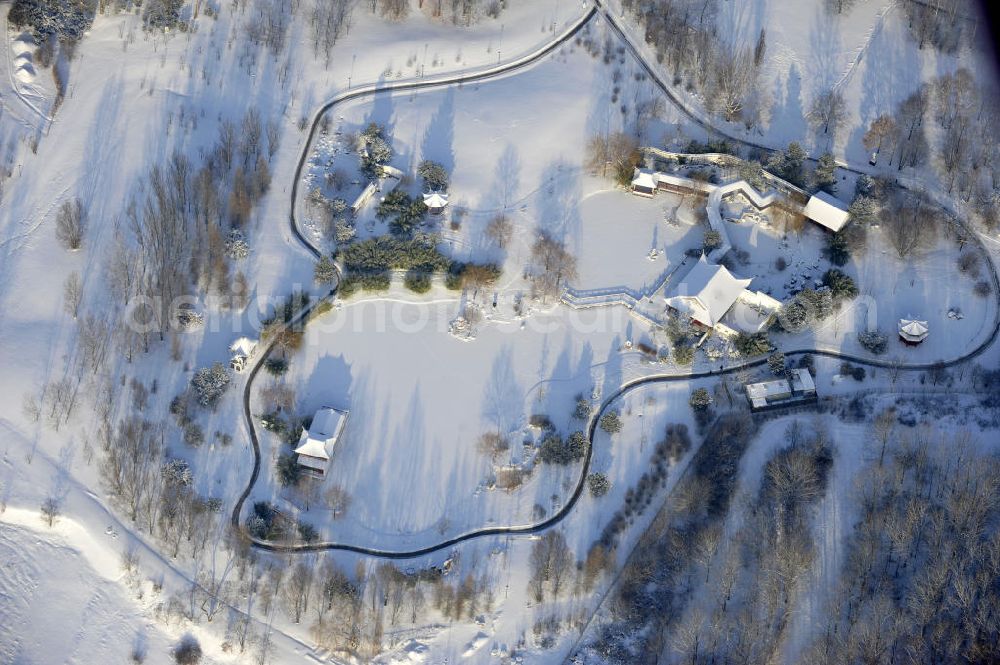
<box><xmin>631</xmin><ymin>168</ymin><xmax>658</xmax><ymax>190</ymax></box>
<box><xmin>665</xmin><ymin>255</ymin><xmax>753</xmax><ymax>327</ymax></box>
<box><xmin>745</xmin><ymin>379</ymin><xmax>792</xmax><ymax>408</ymax></box>
<box><xmin>804</xmin><ymin>191</ymin><xmax>850</xmax><ymax>232</ymax></box>
<box><xmin>230</xmin><ymin>337</ymin><xmax>257</xmax><ymax>357</ymax></box>
<box><xmin>790</xmin><ymin>368</ymin><xmax>816</xmax><ymax>393</ymax></box>
<box><xmin>423</xmin><ymin>191</ymin><xmax>449</xmax><ymax>208</ymax></box>
<box><xmin>898</xmin><ymin>318</ymin><xmax>929</xmax><ymax>341</ymax></box>
<box><xmin>294</xmin><ymin>407</ymin><xmax>348</xmax><ymax>462</ymax></box>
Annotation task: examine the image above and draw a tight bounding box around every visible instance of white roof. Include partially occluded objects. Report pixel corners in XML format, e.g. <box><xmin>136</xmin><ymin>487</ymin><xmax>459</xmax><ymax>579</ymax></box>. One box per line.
<box><xmin>631</xmin><ymin>168</ymin><xmax>657</xmax><ymax>190</ymax></box>
<box><xmin>745</xmin><ymin>379</ymin><xmax>792</xmax><ymax>407</ymax></box>
<box><xmin>665</xmin><ymin>255</ymin><xmax>753</xmax><ymax>327</ymax></box>
<box><xmin>790</xmin><ymin>368</ymin><xmax>815</xmax><ymax>393</ymax></box>
<box><xmin>423</xmin><ymin>191</ymin><xmax>449</xmax><ymax>208</ymax></box>
<box><xmin>804</xmin><ymin>191</ymin><xmax>850</xmax><ymax>232</ymax></box>
<box><xmin>230</xmin><ymin>337</ymin><xmax>257</xmax><ymax>356</ymax></box>
<box><xmin>898</xmin><ymin>319</ymin><xmax>929</xmax><ymax>341</ymax></box>
<box><xmin>294</xmin><ymin>407</ymin><xmax>348</xmax><ymax>461</ymax></box>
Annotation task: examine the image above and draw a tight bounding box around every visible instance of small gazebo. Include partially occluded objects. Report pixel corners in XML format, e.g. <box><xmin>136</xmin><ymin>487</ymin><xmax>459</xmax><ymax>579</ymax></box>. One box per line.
<box><xmin>423</xmin><ymin>191</ymin><xmax>449</xmax><ymax>215</ymax></box>
<box><xmin>898</xmin><ymin>318</ymin><xmax>929</xmax><ymax>345</ymax></box>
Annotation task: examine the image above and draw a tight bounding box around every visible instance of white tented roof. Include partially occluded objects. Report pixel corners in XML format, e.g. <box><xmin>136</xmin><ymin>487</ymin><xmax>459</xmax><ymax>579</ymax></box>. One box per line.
<box><xmin>665</xmin><ymin>255</ymin><xmax>753</xmax><ymax>327</ymax></box>
<box><xmin>898</xmin><ymin>319</ymin><xmax>929</xmax><ymax>341</ymax></box>
<box><xmin>294</xmin><ymin>407</ymin><xmax>348</xmax><ymax>461</ymax></box>
<box><xmin>804</xmin><ymin>191</ymin><xmax>850</xmax><ymax>232</ymax></box>
<box><xmin>631</xmin><ymin>168</ymin><xmax>657</xmax><ymax>190</ymax></box>
<box><xmin>423</xmin><ymin>191</ymin><xmax>449</xmax><ymax>208</ymax></box>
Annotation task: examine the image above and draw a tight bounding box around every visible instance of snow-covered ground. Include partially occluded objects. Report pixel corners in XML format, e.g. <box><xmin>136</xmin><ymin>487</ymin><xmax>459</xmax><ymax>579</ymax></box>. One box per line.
<box><xmin>1</xmin><ymin>0</ymin><xmax>998</xmax><ymax>663</ymax></box>
<box><xmin>0</xmin><ymin>511</ymin><xmax>182</xmax><ymax>665</ymax></box>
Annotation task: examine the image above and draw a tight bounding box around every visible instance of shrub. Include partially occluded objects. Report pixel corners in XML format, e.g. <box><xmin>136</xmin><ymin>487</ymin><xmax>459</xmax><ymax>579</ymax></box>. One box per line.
<box><xmin>573</xmin><ymin>396</ymin><xmax>591</xmax><ymax>420</ymax></box>
<box><xmin>975</xmin><ymin>281</ymin><xmax>991</xmax><ymax>298</ymax></box>
<box><xmin>276</xmin><ymin>454</ymin><xmax>301</xmax><ymax>487</ymax></box>
<box><xmin>183</xmin><ymin>422</ymin><xmax>204</xmax><ymax>447</ymax></box>
<box><xmin>55</xmin><ymin>198</ymin><xmax>87</xmax><ymax>251</ymax></box>
<box><xmin>297</xmin><ymin>521</ymin><xmax>319</xmax><ymax>543</ymax></box>
<box><xmin>191</xmin><ymin>363</ymin><xmax>231</xmax><ymax>408</ymax></box>
<box><xmin>314</xmin><ymin>256</ymin><xmax>338</xmax><ymax>284</ymax></box>
<box><xmin>775</xmin><ymin>256</ymin><xmax>787</xmax><ymax>271</ymax></box>
<box><xmin>767</xmin><ymin>351</ymin><xmax>786</xmax><ymax>375</ymax></box>
<box><xmin>841</xmin><ymin>362</ymin><xmax>866</xmax><ymax>382</ymax></box>
<box><xmin>734</xmin><ymin>332</ymin><xmax>771</xmax><ymax>357</ymax></box>
<box><xmin>587</xmin><ymin>473</ymin><xmax>611</xmax><ymax>497</ymax></box>
<box><xmin>173</xmin><ymin>635</ymin><xmax>202</xmax><ymax>665</ymax></box>
<box><xmin>703</xmin><ymin>229</ymin><xmax>722</xmax><ymax>252</ymax></box>
<box><xmin>824</xmin><ymin>232</ymin><xmax>850</xmax><ymax>266</ymax></box>
<box><xmin>265</xmin><ymin>357</ymin><xmax>289</xmax><ymax>376</ymax></box>
<box><xmin>404</xmin><ymin>269</ymin><xmax>432</xmax><ymax>293</ymax></box>
<box><xmin>417</xmin><ymin>160</ymin><xmax>449</xmax><ymax>191</ymax></box>
<box><xmin>857</xmin><ymin>330</ymin><xmax>888</xmax><ymax>354</ymax></box>
<box><xmin>599</xmin><ymin>411</ymin><xmax>623</xmax><ymax>434</ymax></box>
<box><xmin>689</xmin><ymin>388</ymin><xmax>712</xmax><ymax>411</ymax></box>
<box><xmin>338</xmin><ymin>270</ymin><xmax>391</xmax><ymax>297</ymax></box>
<box><xmin>823</xmin><ymin>268</ymin><xmax>858</xmax><ymax>300</ymax></box>
<box><xmin>538</xmin><ymin>432</ymin><xmax>587</xmax><ymax>465</ymax></box>
<box><xmin>673</xmin><ymin>344</ymin><xmax>695</xmax><ymax>365</ymax></box>
<box><xmin>338</xmin><ymin>236</ymin><xmax>449</xmax><ymax>273</ymax></box>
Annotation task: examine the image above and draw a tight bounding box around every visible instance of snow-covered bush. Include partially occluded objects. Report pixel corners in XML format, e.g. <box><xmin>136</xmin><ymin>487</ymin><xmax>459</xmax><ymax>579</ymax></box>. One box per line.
<box><xmin>588</xmin><ymin>473</ymin><xmax>611</xmax><ymax>497</ymax></box>
<box><xmin>334</xmin><ymin>220</ymin><xmax>356</xmax><ymax>244</ymax></box>
<box><xmin>143</xmin><ymin>0</ymin><xmax>184</xmax><ymax>31</ymax></box>
<box><xmin>404</xmin><ymin>269</ymin><xmax>432</xmax><ymax>294</ymax></box>
<box><xmin>183</xmin><ymin>422</ymin><xmax>204</xmax><ymax>447</ymax></box>
<box><xmin>417</xmin><ymin>160</ymin><xmax>449</xmax><ymax>191</ymax></box>
<box><xmin>162</xmin><ymin>459</ymin><xmax>193</xmax><ymax>487</ymax></box>
<box><xmin>314</xmin><ymin>255</ymin><xmax>338</xmax><ymax>284</ymax></box>
<box><xmin>767</xmin><ymin>351</ymin><xmax>786</xmax><ymax>375</ymax></box>
<box><xmin>857</xmin><ymin>330</ymin><xmax>888</xmax><ymax>355</ymax></box>
<box><xmin>191</xmin><ymin>363</ymin><xmax>231</xmax><ymax>408</ymax></box>
<box><xmin>733</xmin><ymin>332</ymin><xmax>771</xmax><ymax>357</ymax></box>
<box><xmin>8</xmin><ymin>0</ymin><xmax>95</xmax><ymax>38</ymax></box>
<box><xmin>673</xmin><ymin>344</ymin><xmax>695</xmax><ymax>365</ymax></box>
<box><xmin>537</xmin><ymin>432</ymin><xmax>587</xmax><ymax>465</ymax></box>
<box><xmin>823</xmin><ymin>268</ymin><xmax>859</xmax><ymax>300</ymax></box>
<box><xmin>173</xmin><ymin>635</ymin><xmax>202</xmax><ymax>665</ymax></box>
<box><xmin>573</xmin><ymin>395</ymin><xmax>592</xmax><ymax>420</ymax></box>
<box><xmin>689</xmin><ymin>387</ymin><xmax>712</xmax><ymax>411</ymax></box>
<box><xmin>599</xmin><ymin>411</ymin><xmax>623</xmax><ymax>435</ymax></box>
<box><xmin>225</xmin><ymin>230</ymin><xmax>250</xmax><ymax>260</ymax></box>
<box><xmin>276</xmin><ymin>454</ymin><xmax>300</xmax><ymax>487</ymax></box>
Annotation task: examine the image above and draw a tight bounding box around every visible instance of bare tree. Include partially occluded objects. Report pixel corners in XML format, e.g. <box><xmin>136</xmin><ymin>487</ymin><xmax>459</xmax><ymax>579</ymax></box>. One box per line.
<box><xmin>529</xmin><ymin>232</ymin><xmax>577</xmax><ymax>301</ymax></box>
<box><xmin>710</xmin><ymin>46</ymin><xmax>755</xmax><ymax>122</ymax></box>
<box><xmin>55</xmin><ymin>198</ymin><xmax>87</xmax><ymax>250</ymax></box>
<box><xmin>883</xmin><ymin>189</ymin><xmax>938</xmax><ymax>257</ymax></box>
<box><xmin>485</xmin><ymin>214</ymin><xmax>512</xmax><ymax>249</ymax></box>
<box><xmin>40</xmin><ymin>495</ymin><xmax>61</xmax><ymax>526</ymax></box>
<box><xmin>63</xmin><ymin>271</ymin><xmax>82</xmax><ymax>319</ymax></box>
<box><xmin>808</xmin><ymin>88</ymin><xmax>847</xmax><ymax>138</ymax></box>
<box><xmin>863</xmin><ymin>115</ymin><xmax>899</xmax><ymax>163</ymax></box>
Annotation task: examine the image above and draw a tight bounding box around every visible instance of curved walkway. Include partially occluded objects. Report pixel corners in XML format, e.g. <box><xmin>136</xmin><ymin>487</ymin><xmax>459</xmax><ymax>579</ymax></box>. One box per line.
<box><xmin>232</xmin><ymin>5</ymin><xmax>1000</xmax><ymax>559</ymax></box>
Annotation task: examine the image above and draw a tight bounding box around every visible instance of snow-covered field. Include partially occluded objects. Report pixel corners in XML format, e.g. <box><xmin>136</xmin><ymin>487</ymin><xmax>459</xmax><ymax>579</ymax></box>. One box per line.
<box><xmin>1</xmin><ymin>0</ymin><xmax>998</xmax><ymax>663</ymax></box>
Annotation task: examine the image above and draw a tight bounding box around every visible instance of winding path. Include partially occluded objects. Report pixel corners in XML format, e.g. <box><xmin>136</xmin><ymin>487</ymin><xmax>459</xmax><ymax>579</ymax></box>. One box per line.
<box><xmin>231</xmin><ymin>3</ymin><xmax>1000</xmax><ymax>559</ymax></box>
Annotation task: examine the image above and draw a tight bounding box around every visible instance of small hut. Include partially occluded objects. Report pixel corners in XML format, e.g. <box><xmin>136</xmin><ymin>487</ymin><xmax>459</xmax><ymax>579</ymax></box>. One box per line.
<box><xmin>898</xmin><ymin>319</ymin><xmax>929</xmax><ymax>345</ymax></box>
<box><xmin>230</xmin><ymin>337</ymin><xmax>258</xmax><ymax>372</ymax></box>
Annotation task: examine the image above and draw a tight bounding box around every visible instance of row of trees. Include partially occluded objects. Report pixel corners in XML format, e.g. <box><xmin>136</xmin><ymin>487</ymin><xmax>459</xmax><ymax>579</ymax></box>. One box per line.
<box><xmin>588</xmin><ymin>415</ymin><xmax>756</xmax><ymax>661</ymax></box>
<box><xmin>109</xmin><ymin>106</ymin><xmax>274</xmax><ymax>357</ymax></box>
<box><xmin>805</xmin><ymin>426</ymin><xmax>1000</xmax><ymax>664</ymax></box>
<box><xmin>663</xmin><ymin>422</ymin><xmax>833</xmax><ymax>663</ymax></box>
